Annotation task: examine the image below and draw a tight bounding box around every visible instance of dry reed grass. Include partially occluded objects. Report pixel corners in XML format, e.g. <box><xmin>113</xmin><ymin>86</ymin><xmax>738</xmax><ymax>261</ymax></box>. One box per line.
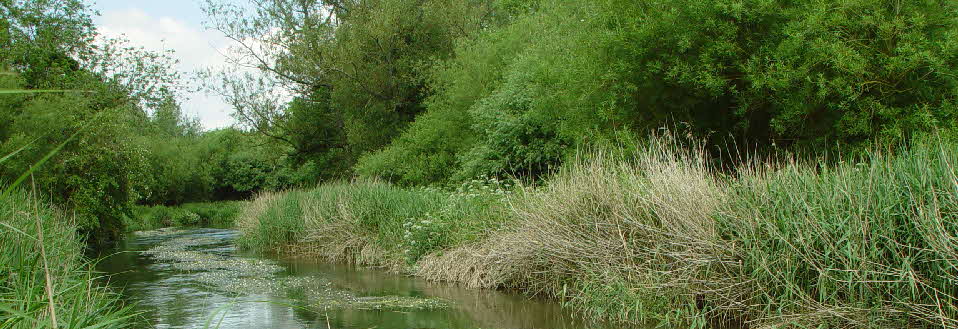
<box><xmin>239</xmin><ymin>135</ymin><xmax>958</xmax><ymax>328</ymax></box>
<box><xmin>418</xmin><ymin>135</ymin><xmax>743</xmax><ymax>321</ymax></box>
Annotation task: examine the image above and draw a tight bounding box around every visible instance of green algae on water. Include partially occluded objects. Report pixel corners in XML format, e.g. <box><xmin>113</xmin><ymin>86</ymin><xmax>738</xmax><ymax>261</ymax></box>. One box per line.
<box><xmin>138</xmin><ymin>229</ymin><xmax>451</xmax><ymax>311</ymax></box>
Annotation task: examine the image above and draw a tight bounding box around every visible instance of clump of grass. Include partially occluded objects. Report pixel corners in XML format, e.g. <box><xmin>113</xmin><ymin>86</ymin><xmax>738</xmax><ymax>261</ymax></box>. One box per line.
<box><xmin>418</xmin><ymin>134</ymin><xmax>738</xmax><ymax>325</ymax></box>
<box><xmin>236</xmin><ymin>179</ymin><xmax>508</xmax><ymax>269</ymax></box>
<box><xmin>0</xmin><ymin>189</ymin><xmax>135</xmax><ymax>328</ymax></box>
<box><xmin>423</xmin><ymin>137</ymin><xmax>958</xmax><ymax>328</ymax></box>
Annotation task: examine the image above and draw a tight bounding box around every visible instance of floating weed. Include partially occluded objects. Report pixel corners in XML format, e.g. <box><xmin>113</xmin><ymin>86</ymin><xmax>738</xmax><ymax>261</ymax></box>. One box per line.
<box><xmin>139</xmin><ymin>228</ymin><xmax>451</xmax><ymax>316</ymax></box>
<box><xmin>132</xmin><ymin>227</ymin><xmax>187</xmax><ymax>238</ymax></box>
<box><xmin>319</xmin><ymin>295</ymin><xmax>450</xmax><ymax>311</ymax></box>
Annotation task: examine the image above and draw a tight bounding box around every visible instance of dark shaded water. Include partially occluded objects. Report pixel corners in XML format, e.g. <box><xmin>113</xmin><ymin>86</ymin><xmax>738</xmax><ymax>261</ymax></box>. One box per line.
<box><xmin>98</xmin><ymin>228</ymin><xmax>624</xmax><ymax>329</ymax></box>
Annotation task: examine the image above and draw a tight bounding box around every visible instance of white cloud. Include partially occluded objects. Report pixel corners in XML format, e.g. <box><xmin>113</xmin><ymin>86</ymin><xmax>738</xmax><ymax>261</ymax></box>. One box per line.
<box><xmin>96</xmin><ymin>8</ymin><xmax>237</xmax><ymax>130</ymax></box>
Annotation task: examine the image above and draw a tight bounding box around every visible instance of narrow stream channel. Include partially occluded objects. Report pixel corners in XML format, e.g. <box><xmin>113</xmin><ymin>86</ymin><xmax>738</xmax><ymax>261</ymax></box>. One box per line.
<box><xmin>98</xmin><ymin>228</ymin><xmax>625</xmax><ymax>329</ymax></box>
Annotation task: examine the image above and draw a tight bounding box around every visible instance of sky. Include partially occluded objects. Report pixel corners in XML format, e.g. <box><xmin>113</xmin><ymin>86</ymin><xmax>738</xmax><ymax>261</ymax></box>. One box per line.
<box><xmin>91</xmin><ymin>0</ymin><xmax>239</xmax><ymax>130</ymax></box>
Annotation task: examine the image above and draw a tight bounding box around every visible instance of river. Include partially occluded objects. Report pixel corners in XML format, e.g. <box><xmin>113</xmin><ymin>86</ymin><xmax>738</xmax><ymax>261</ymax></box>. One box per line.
<box><xmin>97</xmin><ymin>228</ymin><xmax>625</xmax><ymax>329</ymax></box>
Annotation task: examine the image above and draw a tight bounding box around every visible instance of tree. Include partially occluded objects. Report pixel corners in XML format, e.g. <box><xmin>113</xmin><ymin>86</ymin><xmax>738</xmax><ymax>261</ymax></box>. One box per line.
<box><xmin>203</xmin><ymin>0</ymin><xmax>493</xmax><ymax>177</ymax></box>
<box><xmin>1</xmin><ymin>0</ymin><xmax>189</xmax><ymax>244</ymax></box>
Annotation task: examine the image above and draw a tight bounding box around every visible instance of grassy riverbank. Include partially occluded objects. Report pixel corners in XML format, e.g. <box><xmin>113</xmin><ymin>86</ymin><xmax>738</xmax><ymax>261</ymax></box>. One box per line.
<box><xmin>0</xmin><ymin>190</ymin><xmax>134</xmax><ymax>328</ymax></box>
<box><xmin>237</xmin><ymin>137</ymin><xmax>958</xmax><ymax>328</ymax></box>
<box><xmin>236</xmin><ymin>179</ymin><xmax>511</xmax><ymax>268</ymax></box>
<box><xmin>128</xmin><ymin>201</ymin><xmax>246</xmax><ymax>231</ymax></box>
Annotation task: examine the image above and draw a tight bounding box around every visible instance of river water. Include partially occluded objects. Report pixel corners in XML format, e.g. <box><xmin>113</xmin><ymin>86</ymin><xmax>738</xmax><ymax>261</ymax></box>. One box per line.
<box><xmin>97</xmin><ymin>228</ymin><xmax>624</xmax><ymax>329</ymax></box>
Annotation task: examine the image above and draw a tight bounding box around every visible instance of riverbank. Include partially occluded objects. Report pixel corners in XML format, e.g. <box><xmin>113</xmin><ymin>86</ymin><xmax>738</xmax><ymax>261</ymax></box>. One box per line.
<box><xmin>236</xmin><ymin>136</ymin><xmax>958</xmax><ymax>328</ymax></box>
<box><xmin>0</xmin><ymin>190</ymin><xmax>134</xmax><ymax>328</ymax></box>
<box><xmin>128</xmin><ymin>201</ymin><xmax>246</xmax><ymax>231</ymax></box>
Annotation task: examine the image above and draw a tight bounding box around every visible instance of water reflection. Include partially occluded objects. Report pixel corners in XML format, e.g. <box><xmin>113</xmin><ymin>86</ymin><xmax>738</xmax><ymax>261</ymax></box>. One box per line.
<box><xmin>98</xmin><ymin>228</ymin><xmax>625</xmax><ymax>329</ymax></box>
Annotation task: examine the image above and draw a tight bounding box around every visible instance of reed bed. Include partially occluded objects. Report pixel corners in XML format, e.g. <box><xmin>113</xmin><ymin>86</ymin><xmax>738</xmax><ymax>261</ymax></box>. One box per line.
<box><xmin>237</xmin><ymin>136</ymin><xmax>958</xmax><ymax>328</ymax></box>
<box><xmin>0</xmin><ymin>190</ymin><xmax>134</xmax><ymax>328</ymax></box>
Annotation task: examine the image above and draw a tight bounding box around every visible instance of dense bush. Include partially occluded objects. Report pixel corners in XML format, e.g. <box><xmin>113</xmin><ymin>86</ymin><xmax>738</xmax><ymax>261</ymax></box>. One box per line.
<box><xmin>2</xmin><ymin>0</ymin><xmax>176</xmax><ymax>243</ymax></box>
<box><xmin>356</xmin><ymin>0</ymin><xmax>604</xmax><ymax>185</ymax></box>
<box><xmin>0</xmin><ymin>65</ymin><xmax>153</xmax><ymax>245</ymax></box>
<box><xmin>356</xmin><ymin>0</ymin><xmax>958</xmax><ymax>186</ymax></box>
<box><xmin>606</xmin><ymin>0</ymin><xmax>958</xmax><ymax>149</ymax></box>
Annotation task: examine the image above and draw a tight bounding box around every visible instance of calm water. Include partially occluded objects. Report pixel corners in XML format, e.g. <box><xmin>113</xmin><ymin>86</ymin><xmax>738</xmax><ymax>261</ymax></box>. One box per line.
<box><xmin>97</xmin><ymin>228</ymin><xmax>625</xmax><ymax>329</ymax></box>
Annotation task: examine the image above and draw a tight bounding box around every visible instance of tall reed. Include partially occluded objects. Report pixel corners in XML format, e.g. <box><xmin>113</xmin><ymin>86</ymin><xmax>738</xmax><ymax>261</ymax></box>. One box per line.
<box><xmin>0</xmin><ymin>190</ymin><xmax>135</xmax><ymax>328</ymax></box>
<box><xmin>238</xmin><ymin>134</ymin><xmax>958</xmax><ymax>328</ymax></box>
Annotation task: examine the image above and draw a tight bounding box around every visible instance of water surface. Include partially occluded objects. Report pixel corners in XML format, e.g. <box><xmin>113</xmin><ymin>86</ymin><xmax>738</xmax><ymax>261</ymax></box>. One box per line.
<box><xmin>98</xmin><ymin>228</ymin><xmax>625</xmax><ymax>329</ymax></box>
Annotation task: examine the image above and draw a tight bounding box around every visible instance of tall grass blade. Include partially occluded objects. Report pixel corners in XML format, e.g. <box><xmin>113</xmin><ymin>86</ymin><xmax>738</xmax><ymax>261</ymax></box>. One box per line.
<box><xmin>0</xmin><ymin>221</ymin><xmax>39</xmax><ymax>241</ymax></box>
<box><xmin>0</xmin><ymin>120</ymin><xmax>90</xmax><ymax>200</ymax></box>
<box><xmin>0</xmin><ymin>136</ymin><xmax>42</xmax><ymax>165</ymax></box>
<box><xmin>78</xmin><ymin>313</ymin><xmax>139</xmax><ymax>329</ymax></box>
<box><xmin>32</xmin><ymin>176</ymin><xmax>59</xmax><ymax>328</ymax></box>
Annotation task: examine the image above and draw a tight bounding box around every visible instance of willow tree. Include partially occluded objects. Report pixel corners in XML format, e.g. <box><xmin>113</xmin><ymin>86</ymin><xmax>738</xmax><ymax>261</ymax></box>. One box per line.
<box><xmin>203</xmin><ymin>0</ymin><xmax>493</xmax><ymax>182</ymax></box>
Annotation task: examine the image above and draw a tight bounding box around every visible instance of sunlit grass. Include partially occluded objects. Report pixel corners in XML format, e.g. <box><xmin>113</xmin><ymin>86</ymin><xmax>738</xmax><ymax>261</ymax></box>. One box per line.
<box><xmin>238</xmin><ymin>134</ymin><xmax>958</xmax><ymax>328</ymax></box>
<box><xmin>235</xmin><ymin>179</ymin><xmax>510</xmax><ymax>267</ymax></box>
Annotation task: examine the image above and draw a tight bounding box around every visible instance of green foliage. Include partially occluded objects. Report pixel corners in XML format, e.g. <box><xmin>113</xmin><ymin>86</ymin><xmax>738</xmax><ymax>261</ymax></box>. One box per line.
<box><xmin>603</xmin><ymin>0</ymin><xmax>958</xmax><ymax>149</ymax></box>
<box><xmin>400</xmin><ymin>178</ymin><xmax>513</xmax><ymax>262</ymax></box>
<box><xmin>207</xmin><ymin>129</ymin><xmax>301</xmax><ymax>198</ymax></box>
<box><xmin>1</xmin><ymin>0</ymin><xmax>290</xmax><ymax>244</ymax></box>
<box><xmin>283</xmin><ymin>90</ymin><xmax>352</xmax><ymax>182</ymax></box>
<box><xmin>326</xmin><ymin>0</ymin><xmax>489</xmax><ymax>154</ymax></box>
<box><xmin>355</xmin><ymin>0</ymin><xmax>571</xmax><ymax>184</ymax></box>
<box><xmin>205</xmin><ymin>0</ymin><xmax>494</xmax><ymax>181</ymax></box>
<box><xmin>129</xmin><ymin>201</ymin><xmax>244</xmax><ymax>231</ymax></box>
<box><xmin>0</xmin><ymin>78</ymin><xmax>152</xmax><ymax>244</ymax></box>
<box><xmin>357</xmin><ymin>0</ymin><xmax>958</xmax><ymax>186</ymax></box>
<box><xmin>179</xmin><ymin>201</ymin><xmax>244</xmax><ymax>228</ymax></box>
<box><xmin>357</xmin><ymin>0</ymin><xmax>632</xmax><ymax>185</ymax></box>
<box><xmin>0</xmin><ymin>0</ymin><xmax>190</xmax><ymax>244</ymax></box>
<box><xmin>136</xmin><ymin>121</ymin><xmax>304</xmax><ymax>207</ymax></box>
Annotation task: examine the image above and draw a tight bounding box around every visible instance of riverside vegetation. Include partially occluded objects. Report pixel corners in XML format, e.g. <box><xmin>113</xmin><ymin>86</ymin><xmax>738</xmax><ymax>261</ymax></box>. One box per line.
<box><xmin>3</xmin><ymin>0</ymin><xmax>958</xmax><ymax>328</ymax></box>
<box><xmin>128</xmin><ymin>201</ymin><xmax>245</xmax><ymax>231</ymax></box>
<box><xmin>1</xmin><ymin>189</ymin><xmax>135</xmax><ymax>328</ymax></box>
<box><xmin>237</xmin><ymin>135</ymin><xmax>958</xmax><ymax>328</ymax></box>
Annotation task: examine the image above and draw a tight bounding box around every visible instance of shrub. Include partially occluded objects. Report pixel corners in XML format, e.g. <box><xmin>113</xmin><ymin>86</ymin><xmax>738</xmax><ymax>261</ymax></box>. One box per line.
<box><xmin>359</xmin><ymin>0</ymin><xmax>958</xmax><ymax>186</ymax></box>
<box><xmin>356</xmin><ymin>0</ymin><xmax>612</xmax><ymax>185</ymax></box>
